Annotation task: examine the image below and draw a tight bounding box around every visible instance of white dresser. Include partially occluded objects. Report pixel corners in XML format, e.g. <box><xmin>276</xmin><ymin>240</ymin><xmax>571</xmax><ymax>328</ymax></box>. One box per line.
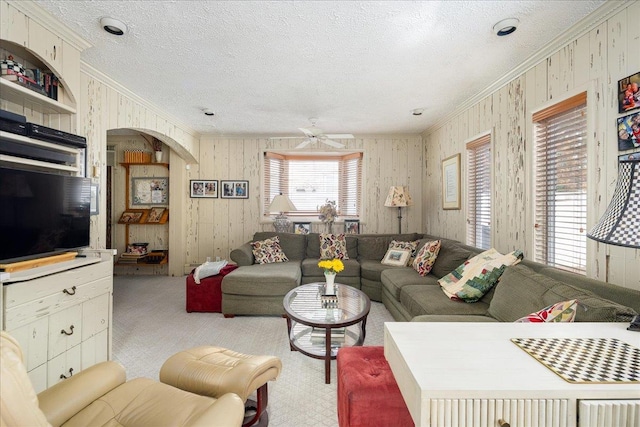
<box><xmin>384</xmin><ymin>322</ymin><xmax>640</xmax><ymax>427</ymax></box>
<box><xmin>1</xmin><ymin>251</ymin><xmax>114</xmax><ymax>393</ymax></box>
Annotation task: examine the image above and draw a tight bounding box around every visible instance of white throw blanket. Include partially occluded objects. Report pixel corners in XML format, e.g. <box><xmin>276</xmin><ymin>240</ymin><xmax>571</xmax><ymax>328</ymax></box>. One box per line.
<box><xmin>193</xmin><ymin>260</ymin><xmax>228</xmax><ymax>284</ymax></box>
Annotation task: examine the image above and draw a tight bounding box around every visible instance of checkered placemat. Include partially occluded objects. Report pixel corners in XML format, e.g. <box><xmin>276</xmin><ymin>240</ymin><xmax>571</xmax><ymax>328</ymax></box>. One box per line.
<box><xmin>511</xmin><ymin>337</ymin><xmax>640</xmax><ymax>384</ymax></box>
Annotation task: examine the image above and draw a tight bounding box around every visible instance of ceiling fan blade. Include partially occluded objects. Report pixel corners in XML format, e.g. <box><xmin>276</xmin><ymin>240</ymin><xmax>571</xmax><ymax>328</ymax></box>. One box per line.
<box><xmin>321</xmin><ymin>138</ymin><xmax>345</xmax><ymax>148</ymax></box>
<box><xmin>296</xmin><ymin>139</ymin><xmax>314</xmax><ymax>149</ymax></box>
<box><xmin>324</xmin><ymin>134</ymin><xmax>354</xmax><ymax>139</ymax></box>
<box><xmin>299</xmin><ymin>128</ymin><xmax>316</xmax><ymax>138</ymax></box>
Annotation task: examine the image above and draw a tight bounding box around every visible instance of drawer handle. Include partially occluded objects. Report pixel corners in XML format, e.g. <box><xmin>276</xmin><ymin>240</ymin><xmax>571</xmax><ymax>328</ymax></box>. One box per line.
<box><xmin>498</xmin><ymin>420</ymin><xmax>511</xmax><ymax>427</ymax></box>
<box><xmin>59</xmin><ymin>367</ymin><xmax>74</xmax><ymax>379</ymax></box>
<box><xmin>60</xmin><ymin>325</ymin><xmax>75</xmax><ymax>336</ymax></box>
<box><xmin>62</xmin><ymin>286</ymin><xmax>77</xmax><ymax>295</ymax></box>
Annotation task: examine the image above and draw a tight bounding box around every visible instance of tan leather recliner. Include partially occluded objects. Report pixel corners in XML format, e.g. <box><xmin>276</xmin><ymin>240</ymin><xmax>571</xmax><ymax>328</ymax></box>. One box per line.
<box><xmin>0</xmin><ymin>331</ymin><xmax>245</xmax><ymax>427</ymax></box>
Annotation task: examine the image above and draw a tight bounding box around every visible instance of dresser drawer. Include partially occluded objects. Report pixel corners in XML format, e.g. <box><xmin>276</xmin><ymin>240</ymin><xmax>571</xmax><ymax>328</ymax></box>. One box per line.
<box><xmin>8</xmin><ymin>317</ymin><xmax>48</xmax><ymax>371</ymax></box>
<box><xmin>47</xmin><ymin>344</ymin><xmax>81</xmax><ymax>388</ymax></box>
<box><xmin>48</xmin><ymin>304</ymin><xmax>82</xmax><ymax>359</ymax></box>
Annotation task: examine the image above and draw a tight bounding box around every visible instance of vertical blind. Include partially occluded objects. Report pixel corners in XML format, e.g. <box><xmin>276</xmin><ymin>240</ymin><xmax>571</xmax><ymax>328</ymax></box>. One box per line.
<box><xmin>466</xmin><ymin>134</ymin><xmax>491</xmax><ymax>249</ymax></box>
<box><xmin>533</xmin><ymin>92</ymin><xmax>587</xmax><ymax>274</ymax></box>
<box><xmin>264</xmin><ymin>152</ymin><xmax>362</xmax><ymax>217</ymax></box>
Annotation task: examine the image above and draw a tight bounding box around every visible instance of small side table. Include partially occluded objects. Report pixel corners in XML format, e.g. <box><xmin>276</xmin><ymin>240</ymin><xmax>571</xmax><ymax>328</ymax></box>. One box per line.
<box><xmin>186</xmin><ymin>264</ymin><xmax>238</xmax><ymax>312</ymax></box>
<box><xmin>283</xmin><ymin>282</ymin><xmax>371</xmax><ymax>384</ymax></box>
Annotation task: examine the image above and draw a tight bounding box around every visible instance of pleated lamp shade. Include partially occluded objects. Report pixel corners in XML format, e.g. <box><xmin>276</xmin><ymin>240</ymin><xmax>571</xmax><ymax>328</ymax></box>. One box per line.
<box><xmin>587</xmin><ymin>158</ymin><xmax>640</xmax><ymax>249</ymax></box>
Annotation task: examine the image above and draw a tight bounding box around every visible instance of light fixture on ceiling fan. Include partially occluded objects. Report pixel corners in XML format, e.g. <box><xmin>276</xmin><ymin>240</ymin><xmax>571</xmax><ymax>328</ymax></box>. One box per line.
<box><xmin>270</xmin><ymin>118</ymin><xmax>354</xmax><ymax>149</ymax></box>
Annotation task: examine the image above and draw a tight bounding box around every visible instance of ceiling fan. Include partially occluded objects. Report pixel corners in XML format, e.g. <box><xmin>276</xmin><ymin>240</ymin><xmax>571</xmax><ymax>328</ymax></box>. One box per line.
<box><xmin>270</xmin><ymin>118</ymin><xmax>354</xmax><ymax>149</ymax></box>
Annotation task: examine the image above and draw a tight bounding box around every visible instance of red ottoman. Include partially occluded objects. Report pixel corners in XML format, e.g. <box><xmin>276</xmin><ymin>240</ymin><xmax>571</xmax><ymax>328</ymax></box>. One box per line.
<box><xmin>337</xmin><ymin>346</ymin><xmax>414</xmax><ymax>427</ymax></box>
<box><xmin>186</xmin><ymin>264</ymin><xmax>238</xmax><ymax>312</ymax></box>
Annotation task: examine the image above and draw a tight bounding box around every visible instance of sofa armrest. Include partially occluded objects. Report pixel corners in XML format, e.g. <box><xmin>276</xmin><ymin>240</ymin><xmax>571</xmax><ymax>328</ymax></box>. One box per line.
<box><xmin>38</xmin><ymin>361</ymin><xmax>126</xmax><ymax>427</ymax></box>
<box><xmin>230</xmin><ymin>242</ymin><xmax>254</xmax><ymax>266</ymax></box>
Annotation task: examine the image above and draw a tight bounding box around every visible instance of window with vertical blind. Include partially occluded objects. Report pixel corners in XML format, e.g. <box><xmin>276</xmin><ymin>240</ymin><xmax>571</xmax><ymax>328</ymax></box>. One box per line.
<box><xmin>533</xmin><ymin>92</ymin><xmax>587</xmax><ymax>274</ymax></box>
<box><xmin>466</xmin><ymin>133</ymin><xmax>491</xmax><ymax>249</ymax></box>
<box><xmin>264</xmin><ymin>152</ymin><xmax>362</xmax><ymax>217</ymax></box>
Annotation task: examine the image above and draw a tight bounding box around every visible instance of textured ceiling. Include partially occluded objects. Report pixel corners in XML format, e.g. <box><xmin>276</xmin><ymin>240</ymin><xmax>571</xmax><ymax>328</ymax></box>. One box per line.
<box><xmin>34</xmin><ymin>0</ymin><xmax>604</xmax><ymax>137</ymax></box>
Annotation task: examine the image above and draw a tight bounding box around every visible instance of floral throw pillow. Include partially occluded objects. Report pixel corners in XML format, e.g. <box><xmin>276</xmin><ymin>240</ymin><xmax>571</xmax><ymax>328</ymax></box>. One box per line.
<box><xmin>319</xmin><ymin>233</ymin><xmax>349</xmax><ymax>260</ymax></box>
<box><xmin>515</xmin><ymin>300</ymin><xmax>578</xmax><ymax>323</ymax></box>
<box><xmin>251</xmin><ymin>236</ymin><xmax>289</xmax><ymax>264</ymax></box>
<box><xmin>412</xmin><ymin>240</ymin><xmax>441</xmax><ymax>276</ymax></box>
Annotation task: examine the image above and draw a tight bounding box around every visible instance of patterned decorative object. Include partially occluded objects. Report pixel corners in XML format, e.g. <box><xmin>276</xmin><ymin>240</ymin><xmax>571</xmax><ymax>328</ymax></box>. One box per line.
<box><xmin>0</xmin><ymin>59</ymin><xmax>25</xmax><ymax>76</ymax></box>
<box><xmin>319</xmin><ymin>233</ymin><xmax>349</xmax><ymax>260</ymax></box>
<box><xmin>588</xmin><ymin>158</ymin><xmax>640</xmax><ymax>248</ymax></box>
<box><xmin>412</xmin><ymin>240</ymin><xmax>441</xmax><ymax>276</ymax></box>
<box><xmin>438</xmin><ymin>248</ymin><xmax>524</xmax><ymax>302</ymax></box>
<box><xmin>251</xmin><ymin>236</ymin><xmax>289</xmax><ymax>264</ymax></box>
<box><xmin>388</xmin><ymin>240</ymin><xmax>419</xmax><ymax>255</ymax></box>
<box><xmin>515</xmin><ymin>299</ymin><xmax>578</xmax><ymax>323</ymax></box>
<box><xmin>318</xmin><ymin>200</ymin><xmax>338</xmax><ymax>223</ymax></box>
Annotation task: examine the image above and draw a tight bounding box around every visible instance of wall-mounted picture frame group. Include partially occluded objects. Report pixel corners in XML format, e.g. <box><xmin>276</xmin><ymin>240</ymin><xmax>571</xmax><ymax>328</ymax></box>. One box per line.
<box><xmin>221</xmin><ymin>180</ymin><xmax>249</xmax><ymax>199</ymax></box>
<box><xmin>617</xmin><ymin>111</ymin><xmax>640</xmax><ymax>151</ymax></box>
<box><xmin>618</xmin><ymin>71</ymin><xmax>640</xmax><ymax>114</ymax></box>
<box><xmin>442</xmin><ymin>153</ymin><xmax>461</xmax><ymax>210</ymax></box>
<box><xmin>132</xmin><ymin>177</ymin><xmax>169</xmax><ymax>205</ymax></box>
<box><xmin>190</xmin><ymin>180</ymin><xmax>218</xmax><ymax>198</ymax></box>
<box><xmin>294</xmin><ymin>222</ymin><xmax>311</xmax><ymax>234</ymax></box>
<box><xmin>345</xmin><ymin>219</ymin><xmax>360</xmax><ymax>234</ymax></box>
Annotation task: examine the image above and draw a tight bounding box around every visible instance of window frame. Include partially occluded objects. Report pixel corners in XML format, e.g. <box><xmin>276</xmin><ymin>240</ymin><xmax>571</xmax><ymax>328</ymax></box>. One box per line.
<box><xmin>465</xmin><ymin>131</ymin><xmax>492</xmax><ymax>250</ymax></box>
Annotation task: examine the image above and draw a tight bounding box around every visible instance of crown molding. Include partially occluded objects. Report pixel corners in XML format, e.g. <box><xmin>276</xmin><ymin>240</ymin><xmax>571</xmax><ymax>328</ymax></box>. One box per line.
<box><xmin>7</xmin><ymin>0</ymin><xmax>92</xmax><ymax>51</ymax></box>
<box><xmin>80</xmin><ymin>62</ymin><xmax>200</xmax><ymax>139</ymax></box>
<box><xmin>425</xmin><ymin>0</ymin><xmax>632</xmax><ymax>135</ymax></box>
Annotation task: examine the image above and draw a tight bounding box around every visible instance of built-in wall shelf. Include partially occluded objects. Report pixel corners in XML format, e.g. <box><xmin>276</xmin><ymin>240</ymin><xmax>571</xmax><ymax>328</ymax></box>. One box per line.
<box><xmin>0</xmin><ymin>78</ymin><xmax>76</xmax><ymax>115</ymax></box>
<box><xmin>120</xmin><ymin>161</ymin><xmax>169</xmax><ymax>169</ymax></box>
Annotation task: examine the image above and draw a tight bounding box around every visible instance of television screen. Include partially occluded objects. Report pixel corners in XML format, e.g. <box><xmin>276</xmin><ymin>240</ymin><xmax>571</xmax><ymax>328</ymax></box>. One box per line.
<box><xmin>0</xmin><ymin>166</ymin><xmax>91</xmax><ymax>264</ymax></box>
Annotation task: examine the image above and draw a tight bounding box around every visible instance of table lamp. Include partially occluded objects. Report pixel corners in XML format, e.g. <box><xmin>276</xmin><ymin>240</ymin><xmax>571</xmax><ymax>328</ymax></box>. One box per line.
<box><xmin>384</xmin><ymin>186</ymin><xmax>412</xmax><ymax>234</ymax></box>
<box><xmin>269</xmin><ymin>193</ymin><xmax>297</xmax><ymax>233</ymax></box>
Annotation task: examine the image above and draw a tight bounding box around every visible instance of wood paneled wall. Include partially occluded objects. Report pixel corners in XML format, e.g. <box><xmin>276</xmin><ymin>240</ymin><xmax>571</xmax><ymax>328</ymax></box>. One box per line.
<box><xmin>423</xmin><ymin>2</ymin><xmax>640</xmax><ymax>290</ymax></box>
<box><xmin>184</xmin><ymin>136</ymin><xmax>423</xmax><ymax>271</ymax></box>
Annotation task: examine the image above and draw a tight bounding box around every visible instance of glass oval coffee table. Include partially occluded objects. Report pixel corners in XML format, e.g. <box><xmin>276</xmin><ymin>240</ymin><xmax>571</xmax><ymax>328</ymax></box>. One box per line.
<box><xmin>283</xmin><ymin>282</ymin><xmax>371</xmax><ymax>384</ymax></box>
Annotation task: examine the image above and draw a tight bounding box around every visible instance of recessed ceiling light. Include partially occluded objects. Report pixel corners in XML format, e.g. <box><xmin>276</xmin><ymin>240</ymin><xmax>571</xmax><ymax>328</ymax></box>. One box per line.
<box><xmin>411</xmin><ymin>108</ymin><xmax>424</xmax><ymax>116</ymax></box>
<box><xmin>493</xmin><ymin>18</ymin><xmax>519</xmax><ymax>37</ymax></box>
<box><xmin>100</xmin><ymin>17</ymin><xmax>127</xmax><ymax>36</ymax></box>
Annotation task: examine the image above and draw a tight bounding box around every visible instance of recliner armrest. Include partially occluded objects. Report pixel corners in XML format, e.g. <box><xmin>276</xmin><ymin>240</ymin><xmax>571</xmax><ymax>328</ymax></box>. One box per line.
<box><xmin>38</xmin><ymin>361</ymin><xmax>126</xmax><ymax>427</ymax></box>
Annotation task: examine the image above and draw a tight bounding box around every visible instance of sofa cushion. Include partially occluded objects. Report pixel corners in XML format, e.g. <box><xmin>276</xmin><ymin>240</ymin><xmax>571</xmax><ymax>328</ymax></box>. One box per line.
<box><xmin>222</xmin><ymin>262</ymin><xmax>301</xmax><ymax>296</ymax></box>
<box><xmin>253</xmin><ymin>232</ymin><xmax>307</xmax><ymax>260</ymax></box>
<box><xmin>515</xmin><ymin>300</ymin><xmax>578</xmax><ymax>323</ymax></box>
<box><xmin>301</xmin><ymin>258</ymin><xmax>360</xmax><ymax>277</ymax></box>
<box><xmin>381</xmin><ymin>268</ymin><xmax>439</xmax><ymax>302</ymax></box>
<box><xmin>251</xmin><ymin>237</ymin><xmax>289</xmax><ymax>264</ymax></box>
<box><xmin>360</xmin><ymin>259</ymin><xmax>404</xmax><ymax>282</ymax></box>
<box><xmin>438</xmin><ymin>248</ymin><xmax>523</xmax><ymax>302</ymax></box>
<box><xmin>319</xmin><ymin>233</ymin><xmax>349</xmax><ymax>259</ymax></box>
<box><xmin>488</xmin><ymin>265</ymin><xmax>638</xmax><ymax>322</ymax></box>
<box><xmin>400</xmin><ymin>285</ymin><xmax>491</xmax><ymax>318</ymax></box>
<box><xmin>412</xmin><ymin>240</ymin><xmax>441</xmax><ymax>276</ymax></box>
<box><xmin>430</xmin><ymin>241</ymin><xmax>472</xmax><ymax>278</ymax></box>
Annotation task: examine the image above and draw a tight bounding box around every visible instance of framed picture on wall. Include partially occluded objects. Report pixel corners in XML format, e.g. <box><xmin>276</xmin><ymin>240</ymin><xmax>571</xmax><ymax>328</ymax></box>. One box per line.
<box><xmin>617</xmin><ymin>111</ymin><xmax>640</xmax><ymax>151</ymax></box>
<box><xmin>618</xmin><ymin>71</ymin><xmax>640</xmax><ymax>114</ymax></box>
<box><xmin>132</xmin><ymin>177</ymin><xmax>169</xmax><ymax>205</ymax></box>
<box><xmin>294</xmin><ymin>222</ymin><xmax>311</xmax><ymax>234</ymax></box>
<box><xmin>344</xmin><ymin>219</ymin><xmax>360</xmax><ymax>234</ymax></box>
<box><xmin>441</xmin><ymin>154</ymin><xmax>461</xmax><ymax>210</ymax></box>
<box><xmin>190</xmin><ymin>180</ymin><xmax>218</xmax><ymax>198</ymax></box>
<box><xmin>221</xmin><ymin>180</ymin><xmax>249</xmax><ymax>199</ymax></box>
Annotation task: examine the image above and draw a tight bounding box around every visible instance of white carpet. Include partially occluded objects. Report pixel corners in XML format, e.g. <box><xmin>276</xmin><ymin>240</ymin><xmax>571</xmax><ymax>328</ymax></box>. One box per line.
<box><xmin>112</xmin><ymin>275</ymin><xmax>396</xmax><ymax>427</ymax></box>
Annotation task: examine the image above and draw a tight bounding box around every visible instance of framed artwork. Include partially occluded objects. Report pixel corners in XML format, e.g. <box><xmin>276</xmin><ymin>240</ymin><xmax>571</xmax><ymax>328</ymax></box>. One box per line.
<box><xmin>147</xmin><ymin>207</ymin><xmax>166</xmax><ymax>223</ymax></box>
<box><xmin>190</xmin><ymin>180</ymin><xmax>218</xmax><ymax>198</ymax></box>
<box><xmin>617</xmin><ymin>111</ymin><xmax>640</xmax><ymax>151</ymax></box>
<box><xmin>381</xmin><ymin>248</ymin><xmax>411</xmax><ymax>266</ymax></box>
<box><xmin>132</xmin><ymin>177</ymin><xmax>169</xmax><ymax>205</ymax></box>
<box><xmin>617</xmin><ymin>72</ymin><xmax>640</xmax><ymax>114</ymax></box>
<box><xmin>118</xmin><ymin>210</ymin><xmax>148</xmax><ymax>224</ymax></box>
<box><xmin>442</xmin><ymin>153</ymin><xmax>461</xmax><ymax>210</ymax></box>
<box><xmin>221</xmin><ymin>180</ymin><xmax>249</xmax><ymax>199</ymax></box>
<box><xmin>344</xmin><ymin>219</ymin><xmax>360</xmax><ymax>234</ymax></box>
<box><xmin>90</xmin><ymin>183</ymin><xmax>99</xmax><ymax>215</ymax></box>
<box><xmin>294</xmin><ymin>222</ymin><xmax>311</xmax><ymax>234</ymax></box>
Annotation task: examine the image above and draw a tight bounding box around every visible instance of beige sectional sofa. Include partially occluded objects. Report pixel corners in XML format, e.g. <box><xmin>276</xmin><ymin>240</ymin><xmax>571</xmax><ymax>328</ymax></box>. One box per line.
<box><xmin>223</xmin><ymin>232</ymin><xmax>640</xmax><ymax>323</ymax></box>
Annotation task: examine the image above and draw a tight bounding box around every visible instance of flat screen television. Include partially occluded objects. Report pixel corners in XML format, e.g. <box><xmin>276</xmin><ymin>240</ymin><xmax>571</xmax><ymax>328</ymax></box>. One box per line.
<box><xmin>0</xmin><ymin>166</ymin><xmax>91</xmax><ymax>264</ymax></box>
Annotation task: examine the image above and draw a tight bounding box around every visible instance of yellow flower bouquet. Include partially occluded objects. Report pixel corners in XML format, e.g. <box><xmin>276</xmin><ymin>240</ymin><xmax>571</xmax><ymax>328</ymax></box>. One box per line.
<box><xmin>318</xmin><ymin>259</ymin><xmax>344</xmax><ymax>274</ymax></box>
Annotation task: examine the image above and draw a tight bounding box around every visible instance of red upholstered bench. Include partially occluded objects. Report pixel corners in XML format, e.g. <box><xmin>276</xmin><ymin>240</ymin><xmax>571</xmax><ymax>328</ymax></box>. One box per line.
<box><xmin>337</xmin><ymin>346</ymin><xmax>414</xmax><ymax>427</ymax></box>
<box><xmin>186</xmin><ymin>264</ymin><xmax>238</xmax><ymax>312</ymax></box>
